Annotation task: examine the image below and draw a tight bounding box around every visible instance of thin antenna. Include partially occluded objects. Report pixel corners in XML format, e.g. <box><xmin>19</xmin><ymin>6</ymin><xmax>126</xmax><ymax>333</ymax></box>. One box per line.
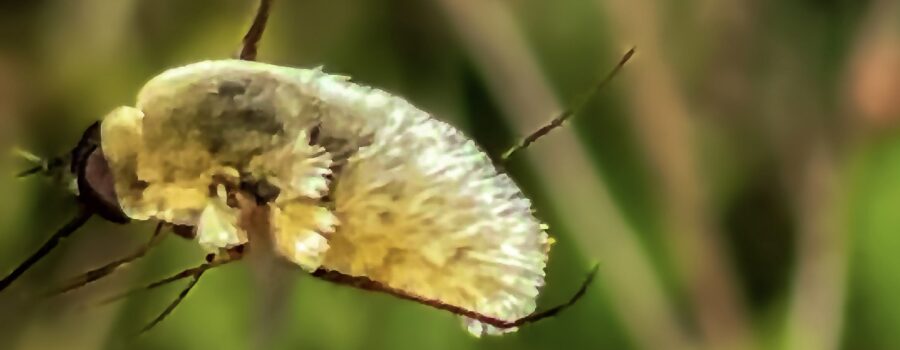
<box><xmin>12</xmin><ymin>148</ymin><xmax>66</xmax><ymax>179</ymax></box>
<box><xmin>47</xmin><ymin>222</ymin><xmax>167</xmax><ymax>296</ymax></box>
<box><xmin>238</xmin><ymin>0</ymin><xmax>274</xmax><ymax>61</ymax></box>
<box><xmin>138</xmin><ymin>271</ymin><xmax>205</xmax><ymax>335</ymax></box>
<box><xmin>16</xmin><ymin>165</ymin><xmax>45</xmax><ymax>178</ymax></box>
<box><xmin>501</xmin><ymin>47</ymin><xmax>636</xmax><ymax>161</ymax></box>
<box><xmin>12</xmin><ymin>147</ymin><xmax>43</xmax><ymax>164</ymax></box>
<box><xmin>0</xmin><ymin>207</ymin><xmax>93</xmax><ymax>292</ymax></box>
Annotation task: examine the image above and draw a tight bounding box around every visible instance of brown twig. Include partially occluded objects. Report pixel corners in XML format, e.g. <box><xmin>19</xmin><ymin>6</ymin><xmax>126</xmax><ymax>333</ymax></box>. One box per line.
<box><xmin>783</xmin><ymin>141</ymin><xmax>846</xmax><ymax>350</ymax></box>
<box><xmin>596</xmin><ymin>1</ymin><xmax>756</xmax><ymax>349</ymax></box>
<box><xmin>239</xmin><ymin>0</ymin><xmax>274</xmax><ymax>61</ymax></box>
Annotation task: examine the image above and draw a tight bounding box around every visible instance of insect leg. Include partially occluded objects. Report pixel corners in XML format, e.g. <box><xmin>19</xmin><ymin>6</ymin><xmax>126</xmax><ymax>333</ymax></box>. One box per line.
<box><xmin>238</xmin><ymin>0</ymin><xmax>274</xmax><ymax>61</ymax></box>
<box><xmin>16</xmin><ymin>165</ymin><xmax>45</xmax><ymax>178</ymax></box>
<box><xmin>95</xmin><ymin>250</ymin><xmax>241</xmax><ymax>307</ymax></box>
<box><xmin>500</xmin><ymin>48</ymin><xmax>636</xmax><ymax>161</ymax></box>
<box><xmin>0</xmin><ymin>206</ymin><xmax>93</xmax><ymax>292</ymax></box>
<box><xmin>138</xmin><ymin>269</ymin><xmax>205</xmax><ymax>335</ymax></box>
<box><xmin>136</xmin><ymin>246</ymin><xmax>247</xmax><ymax>334</ymax></box>
<box><xmin>499</xmin><ymin>263</ymin><xmax>599</xmax><ymax>328</ymax></box>
<box><xmin>310</xmin><ymin>264</ymin><xmax>599</xmax><ymax>330</ymax></box>
<box><xmin>308</xmin><ymin>268</ymin><xmax>512</xmax><ymax>324</ymax></box>
<box><xmin>47</xmin><ymin>222</ymin><xmax>168</xmax><ymax>296</ymax></box>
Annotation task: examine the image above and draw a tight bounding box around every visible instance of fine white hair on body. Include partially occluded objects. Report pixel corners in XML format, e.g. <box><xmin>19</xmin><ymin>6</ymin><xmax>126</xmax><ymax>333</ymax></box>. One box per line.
<box><xmin>102</xmin><ymin>60</ymin><xmax>552</xmax><ymax>336</ymax></box>
<box><xmin>300</xmin><ymin>65</ymin><xmax>552</xmax><ymax>335</ymax></box>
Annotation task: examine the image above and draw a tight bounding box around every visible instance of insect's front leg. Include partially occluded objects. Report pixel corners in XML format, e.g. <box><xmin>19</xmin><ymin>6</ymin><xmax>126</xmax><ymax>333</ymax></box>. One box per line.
<box><xmin>96</xmin><ymin>243</ymin><xmax>246</xmax><ymax>307</ymax></box>
<box><xmin>47</xmin><ymin>222</ymin><xmax>168</xmax><ymax>296</ymax></box>
<box><xmin>90</xmin><ymin>242</ymin><xmax>247</xmax><ymax>335</ymax></box>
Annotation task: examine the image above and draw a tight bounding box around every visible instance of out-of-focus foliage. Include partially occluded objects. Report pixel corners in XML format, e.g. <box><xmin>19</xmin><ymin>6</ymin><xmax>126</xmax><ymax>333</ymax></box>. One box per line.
<box><xmin>0</xmin><ymin>0</ymin><xmax>897</xmax><ymax>349</ymax></box>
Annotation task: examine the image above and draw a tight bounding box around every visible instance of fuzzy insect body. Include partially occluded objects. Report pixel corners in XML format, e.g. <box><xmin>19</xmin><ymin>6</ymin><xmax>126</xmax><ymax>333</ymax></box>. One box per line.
<box><xmin>100</xmin><ymin>60</ymin><xmax>551</xmax><ymax>336</ymax></box>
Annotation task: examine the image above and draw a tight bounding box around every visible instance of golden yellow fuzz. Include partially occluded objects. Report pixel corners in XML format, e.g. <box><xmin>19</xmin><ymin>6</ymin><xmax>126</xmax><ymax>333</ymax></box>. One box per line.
<box><xmin>100</xmin><ymin>60</ymin><xmax>551</xmax><ymax>336</ymax></box>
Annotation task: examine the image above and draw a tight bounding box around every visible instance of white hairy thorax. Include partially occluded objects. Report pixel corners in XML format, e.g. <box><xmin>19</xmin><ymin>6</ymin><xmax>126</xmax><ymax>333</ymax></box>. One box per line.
<box><xmin>99</xmin><ymin>60</ymin><xmax>552</xmax><ymax>336</ymax></box>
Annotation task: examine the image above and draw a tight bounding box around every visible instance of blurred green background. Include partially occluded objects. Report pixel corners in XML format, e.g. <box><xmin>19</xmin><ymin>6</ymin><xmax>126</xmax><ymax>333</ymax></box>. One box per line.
<box><xmin>1</xmin><ymin>0</ymin><xmax>899</xmax><ymax>349</ymax></box>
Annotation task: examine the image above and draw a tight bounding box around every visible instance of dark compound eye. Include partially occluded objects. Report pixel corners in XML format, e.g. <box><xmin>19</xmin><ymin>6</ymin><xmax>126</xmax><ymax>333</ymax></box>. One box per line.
<box><xmin>73</xmin><ymin>122</ymin><xmax>130</xmax><ymax>224</ymax></box>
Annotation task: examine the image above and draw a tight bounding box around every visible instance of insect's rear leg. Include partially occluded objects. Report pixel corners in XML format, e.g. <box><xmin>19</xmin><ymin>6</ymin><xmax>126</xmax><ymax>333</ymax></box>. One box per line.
<box><xmin>499</xmin><ymin>48</ymin><xmax>635</xmax><ymax>162</ymax></box>
<box><xmin>46</xmin><ymin>222</ymin><xmax>170</xmax><ymax>296</ymax></box>
<box><xmin>491</xmin><ymin>264</ymin><xmax>599</xmax><ymax>329</ymax></box>
<box><xmin>309</xmin><ymin>264</ymin><xmax>599</xmax><ymax>333</ymax></box>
